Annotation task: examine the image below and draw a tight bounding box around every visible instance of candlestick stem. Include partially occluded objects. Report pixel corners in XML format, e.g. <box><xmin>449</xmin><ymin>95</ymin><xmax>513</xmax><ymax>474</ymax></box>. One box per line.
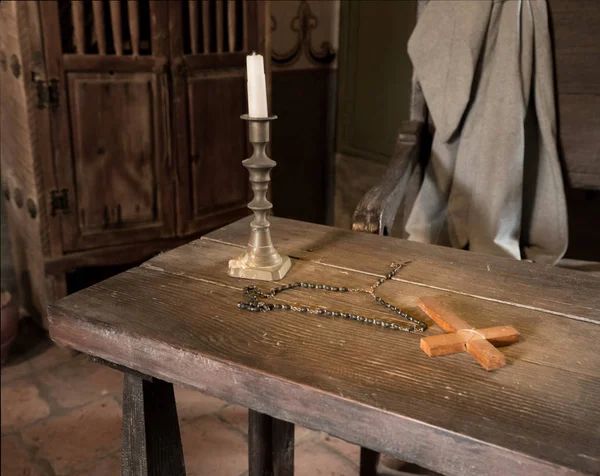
<box><xmin>228</xmin><ymin>115</ymin><xmax>291</xmax><ymax>281</ymax></box>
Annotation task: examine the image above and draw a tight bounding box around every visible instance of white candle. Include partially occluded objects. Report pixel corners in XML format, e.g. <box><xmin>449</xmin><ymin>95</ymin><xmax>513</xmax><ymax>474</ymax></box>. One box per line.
<box><xmin>246</xmin><ymin>53</ymin><xmax>268</xmax><ymax>118</ymax></box>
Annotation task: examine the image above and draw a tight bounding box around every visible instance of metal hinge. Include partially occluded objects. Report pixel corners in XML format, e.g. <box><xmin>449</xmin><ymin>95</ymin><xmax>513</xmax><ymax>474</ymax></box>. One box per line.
<box><xmin>50</xmin><ymin>188</ymin><xmax>70</xmax><ymax>216</ymax></box>
<box><xmin>36</xmin><ymin>78</ymin><xmax>59</xmax><ymax>110</ymax></box>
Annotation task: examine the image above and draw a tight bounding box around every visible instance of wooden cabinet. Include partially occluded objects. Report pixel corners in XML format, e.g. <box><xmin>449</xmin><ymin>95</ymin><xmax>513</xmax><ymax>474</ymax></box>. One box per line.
<box><xmin>0</xmin><ymin>0</ymin><xmax>268</xmax><ymax>325</ymax></box>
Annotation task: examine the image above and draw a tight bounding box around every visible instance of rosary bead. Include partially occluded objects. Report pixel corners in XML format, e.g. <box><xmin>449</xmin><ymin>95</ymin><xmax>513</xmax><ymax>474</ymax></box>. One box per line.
<box><xmin>235</xmin><ymin>262</ymin><xmax>427</xmax><ymax>333</ymax></box>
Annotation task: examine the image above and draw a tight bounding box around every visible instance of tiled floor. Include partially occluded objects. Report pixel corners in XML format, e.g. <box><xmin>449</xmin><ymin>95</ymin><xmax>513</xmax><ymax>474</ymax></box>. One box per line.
<box><xmin>1</xmin><ymin>319</ymin><xmax>364</xmax><ymax>476</ymax></box>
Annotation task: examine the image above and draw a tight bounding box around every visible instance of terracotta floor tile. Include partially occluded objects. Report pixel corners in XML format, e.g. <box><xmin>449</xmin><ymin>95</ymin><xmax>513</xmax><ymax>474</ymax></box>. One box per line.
<box><xmin>21</xmin><ymin>397</ymin><xmax>121</xmax><ymax>475</ymax></box>
<box><xmin>1</xmin><ymin>380</ymin><xmax>50</xmax><ymax>433</ymax></box>
<box><xmin>320</xmin><ymin>434</ymin><xmax>360</xmax><ymax>466</ymax></box>
<box><xmin>70</xmin><ymin>453</ymin><xmax>121</xmax><ymax>476</ymax></box>
<box><xmin>28</xmin><ymin>343</ymin><xmax>78</xmax><ymax>374</ymax></box>
<box><xmin>1</xmin><ymin>435</ymin><xmax>47</xmax><ymax>476</ymax></box>
<box><xmin>175</xmin><ymin>385</ymin><xmax>226</xmax><ymax>425</ymax></box>
<box><xmin>0</xmin><ymin>359</ymin><xmax>32</xmax><ymax>384</ymax></box>
<box><xmin>181</xmin><ymin>416</ymin><xmax>248</xmax><ymax>476</ymax></box>
<box><xmin>38</xmin><ymin>357</ymin><xmax>123</xmax><ymax>409</ymax></box>
<box><xmin>295</xmin><ymin>442</ymin><xmax>358</xmax><ymax>476</ymax></box>
<box><xmin>218</xmin><ymin>405</ymin><xmax>248</xmax><ymax>434</ymax></box>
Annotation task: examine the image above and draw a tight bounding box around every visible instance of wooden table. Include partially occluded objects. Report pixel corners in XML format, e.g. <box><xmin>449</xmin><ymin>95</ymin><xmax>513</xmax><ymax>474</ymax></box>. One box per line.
<box><xmin>48</xmin><ymin>217</ymin><xmax>600</xmax><ymax>476</ymax></box>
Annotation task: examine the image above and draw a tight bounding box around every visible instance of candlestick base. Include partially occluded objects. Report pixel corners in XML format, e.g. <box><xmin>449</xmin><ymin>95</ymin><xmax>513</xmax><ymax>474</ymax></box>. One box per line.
<box><xmin>228</xmin><ymin>253</ymin><xmax>291</xmax><ymax>281</ymax></box>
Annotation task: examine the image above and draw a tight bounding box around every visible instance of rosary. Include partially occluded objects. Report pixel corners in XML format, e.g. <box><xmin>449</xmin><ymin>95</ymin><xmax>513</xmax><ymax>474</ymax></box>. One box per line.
<box><xmin>237</xmin><ymin>262</ymin><xmax>428</xmax><ymax>333</ymax></box>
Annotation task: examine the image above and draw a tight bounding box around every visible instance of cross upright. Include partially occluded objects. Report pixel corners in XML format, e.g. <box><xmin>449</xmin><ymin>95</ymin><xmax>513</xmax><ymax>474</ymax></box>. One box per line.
<box><xmin>418</xmin><ymin>297</ymin><xmax>521</xmax><ymax>371</ymax></box>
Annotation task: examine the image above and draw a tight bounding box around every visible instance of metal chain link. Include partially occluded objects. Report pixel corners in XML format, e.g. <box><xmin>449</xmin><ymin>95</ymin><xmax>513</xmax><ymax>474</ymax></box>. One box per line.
<box><xmin>237</xmin><ymin>262</ymin><xmax>427</xmax><ymax>333</ymax></box>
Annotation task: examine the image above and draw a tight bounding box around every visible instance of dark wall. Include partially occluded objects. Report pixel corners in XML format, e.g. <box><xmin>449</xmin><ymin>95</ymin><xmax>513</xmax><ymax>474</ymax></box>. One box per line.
<box><xmin>271</xmin><ymin>68</ymin><xmax>336</xmax><ymax>225</ymax></box>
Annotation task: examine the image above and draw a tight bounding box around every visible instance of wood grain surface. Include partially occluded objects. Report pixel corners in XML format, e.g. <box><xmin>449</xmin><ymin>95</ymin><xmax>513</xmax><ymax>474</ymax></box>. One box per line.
<box><xmin>48</xmin><ymin>218</ymin><xmax>600</xmax><ymax>476</ymax></box>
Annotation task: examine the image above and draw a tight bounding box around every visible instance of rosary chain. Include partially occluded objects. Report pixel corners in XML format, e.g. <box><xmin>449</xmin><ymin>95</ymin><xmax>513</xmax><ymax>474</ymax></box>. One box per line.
<box><xmin>237</xmin><ymin>262</ymin><xmax>427</xmax><ymax>333</ymax></box>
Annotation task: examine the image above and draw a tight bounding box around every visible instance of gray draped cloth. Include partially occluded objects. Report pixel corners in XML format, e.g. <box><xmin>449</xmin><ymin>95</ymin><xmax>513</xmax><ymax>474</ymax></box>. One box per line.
<box><xmin>404</xmin><ymin>0</ymin><xmax>568</xmax><ymax>265</ymax></box>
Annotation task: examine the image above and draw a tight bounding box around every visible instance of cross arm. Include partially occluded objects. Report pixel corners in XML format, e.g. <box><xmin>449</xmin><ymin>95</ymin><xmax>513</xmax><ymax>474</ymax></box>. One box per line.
<box><xmin>352</xmin><ymin>121</ymin><xmax>424</xmax><ymax>236</ymax></box>
<box><xmin>418</xmin><ymin>297</ymin><xmax>520</xmax><ymax>371</ymax></box>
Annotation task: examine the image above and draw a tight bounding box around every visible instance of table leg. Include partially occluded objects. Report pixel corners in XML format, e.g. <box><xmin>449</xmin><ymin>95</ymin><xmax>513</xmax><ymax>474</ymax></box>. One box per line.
<box><xmin>248</xmin><ymin>410</ymin><xmax>295</xmax><ymax>476</ymax></box>
<box><xmin>272</xmin><ymin>417</ymin><xmax>294</xmax><ymax>476</ymax></box>
<box><xmin>122</xmin><ymin>373</ymin><xmax>186</xmax><ymax>476</ymax></box>
<box><xmin>359</xmin><ymin>447</ymin><xmax>379</xmax><ymax>476</ymax></box>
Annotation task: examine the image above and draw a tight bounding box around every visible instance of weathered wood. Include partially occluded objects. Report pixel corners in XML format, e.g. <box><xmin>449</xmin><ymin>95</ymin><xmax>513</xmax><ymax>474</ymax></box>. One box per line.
<box><xmin>48</xmin><ymin>225</ymin><xmax>600</xmax><ymax>476</ymax></box>
<box><xmin>271</xmin><ymin>417</ymin><xmax>294</xmax><ymax>476</ymax></box>
<box><xmin>352</xmin><ymin>121</ymin><xmax>423</xmax><ymax>236</ymax></box>
<box><xmin>127</xmin><ymin>1</ymin><xmax>140</xmax><ymax>56</ymax></box>
<box><xmin>44</xmin><ymin>236</ymin><xmax>192</xmax><ymax>276</ymax></box>
<box><xmin>61</xmin><ymin>54</ymin><xmax>165</xmax><ymax>72</ymax></box>
<box><xmin>248</xmin><ymin>410</ymin><xmax>272</xmax><ymax>476</ymax></box>
<box><xmin>549</xmin><ymin>0</ymin><xmax>600</xmax><ymax>191</ymax></box>
<box><xmin>71</xmin><ymin>1</ymin><xmax>85</xmax><ymax>54</ymax></box>
<box><xmin>359</xmin><ymin>447</ymin><xmax>379</xmax><ymax>476</ymax></box>
<box><xmin>189</xmin><ymin>0</ymin><xmax>199</xmax><ymax>54</ymax></box>
<box><xmin>208</xmin><ymin>216</ymin><xmax>600</xmax><ymax>325</ymax></box>
<box><xmin>109</xmin><ymin>1</ymin><xmax>123</xmax><ymax>55</ymax></box>
<box><xmin>202</xmin><ymin>0</ymin><xmax>210</xmax><ymax>54</ymax></box>
<box><xmin>122</xmin><ymin>373</ymin><xmax>186</xmax><ymax>476</ymax></box>
<box><xmin>216</xmin><ymin>0</ymin><xmax>224</xmax><ymax>53</ymax></box>
<box><xmin>227</xmin><ymin>0</ymin><xmax>236</xmax><ymax>52</ymax></box>
<box><xmin>92</xmin><ymin>1</ymin><xmax>107</xmax><ymax>55</ymax></box>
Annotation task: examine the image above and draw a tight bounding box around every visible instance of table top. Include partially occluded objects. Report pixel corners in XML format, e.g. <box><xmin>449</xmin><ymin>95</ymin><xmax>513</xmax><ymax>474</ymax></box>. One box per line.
<box><xmin>48</xmin><ymin>217</ymin><xmax>600</xmax><ymax>476</ymax></box>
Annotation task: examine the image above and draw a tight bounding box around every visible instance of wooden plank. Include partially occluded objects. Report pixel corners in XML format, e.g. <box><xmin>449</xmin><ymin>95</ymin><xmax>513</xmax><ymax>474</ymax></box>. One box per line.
<box><xmin>182</xmin><ymin>51</ymin><xmax>246</xmax><ymax>69</ymax></box>
<box><xmin>109</xmin><ymin>1</ymin><xmax>123</xmax><ymax>55</ymax></box>
<box><xmin>92</xmin><ymin>1</ymin><xmax>107</xmax><ymax>55</ymax></box>
<box><xmin>204</xmin><ymin>217</ymin><xmax>600</xmax><ymax>324</ymax></box>
<box><xmin>145</xmin><ymin>239</ymin><xmax>600</xmax><ymax>377</ymax></box>
<box><xmin>202</xmin><ymin>0</ymin><xmax>210</xmax><ymax>54</ymax></box>
<box><xmin>359</xmin><ymin>448</ymin><xmax>379</xmax><ymax>476</ymax></box>
<box><xmin>248</xmin><ymin>410</ymin><xmax>272</xmax><ymax>476</ymax></box>
<box><xmin>121</xmin><ymin>374</ymin><xmax>186</xmax><ymax>476</ymax></box>
<box><xmin>62</xmin><ymin>54</ymin><xmax>165</xmax><ymax>72</ymax></box>
<box><xmin>227</xmin><ymin>0</ymin><xmax>236</xmax><ymax>52</ymax></box>
<box><xmin>272</xmin><ymin>417</ymin><xmax>294</xmax><ymax>476</ymax></box>
<box><xmin>71</xmin><ymin>1</ymin><xmax>85</xmax><ymax>54</ymax></box>
<box><xmin>48</xmin><ymin>260</ymin><xmax>600</xmax><ymax>475</ymax></box>
<box><xmin>420</xmin><ymin>325</ymin><xmax>520</xmax><ymax>356</ymax></box>
<box><xmin>216</xmin><ymin>0</ymin><xmax>224</xmax><ymax>53</ymax></box>
<box><xmin>189</xmin><ymin>0</ymin><xmax>199</xmax><ymax>54</ymax></box>
<box><xmin>128</xmin><ymin>1</ymin><xmax>140</xmax><ymax>56</ymax></box>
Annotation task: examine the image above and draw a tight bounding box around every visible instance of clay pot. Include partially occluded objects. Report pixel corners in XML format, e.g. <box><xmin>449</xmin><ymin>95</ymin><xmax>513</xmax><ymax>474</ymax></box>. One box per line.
<box><xmin>1</xmin><ymin>291</ymin><xmax>19</xmax><ymax>365</ymax></box>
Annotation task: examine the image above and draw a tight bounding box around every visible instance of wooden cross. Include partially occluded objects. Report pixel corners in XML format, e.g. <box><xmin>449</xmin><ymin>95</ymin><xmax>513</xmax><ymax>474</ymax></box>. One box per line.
<box><xmin>418</xmin><ymin>297</ymin><xmax>520</xmax><ymax>371</ymax></box>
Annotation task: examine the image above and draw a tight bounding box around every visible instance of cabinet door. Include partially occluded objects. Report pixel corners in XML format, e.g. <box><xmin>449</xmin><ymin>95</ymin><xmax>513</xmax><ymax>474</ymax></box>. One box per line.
<box><xmin>170</xmin><ymin>0</ymin><xmax>266</xmax><ymax>236</ymax></box>
<box><xmin>39</xmin><ymin>1</ymin><xmax>175</xmax><ymax>252</ymax></box>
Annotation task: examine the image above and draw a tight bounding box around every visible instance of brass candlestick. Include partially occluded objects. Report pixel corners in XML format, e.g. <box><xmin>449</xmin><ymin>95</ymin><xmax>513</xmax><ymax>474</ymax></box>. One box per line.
<box><xmin>227</xmin><ymin>115</ymin><xmax>291</xmax><ymax>281</ymax></box>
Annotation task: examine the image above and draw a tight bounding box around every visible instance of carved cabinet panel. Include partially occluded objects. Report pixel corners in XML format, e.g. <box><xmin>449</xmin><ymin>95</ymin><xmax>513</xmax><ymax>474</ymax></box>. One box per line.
<box><xmin>36</xmin><ymin>0</ymin><xmax>261</xmax><ymax>251</ymax></box>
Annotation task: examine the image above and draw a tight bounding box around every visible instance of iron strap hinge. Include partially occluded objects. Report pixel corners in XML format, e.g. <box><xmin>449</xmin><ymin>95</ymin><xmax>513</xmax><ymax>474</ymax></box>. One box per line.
<box><xmin>50</xmin><ymin>188</ymin><xmax>70</xmax><ymax>216</ymax></box>
<box><xmin>36</xmin><ymin>78</ymin><xmax>59</xmax><ymax>110</ymax></box>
